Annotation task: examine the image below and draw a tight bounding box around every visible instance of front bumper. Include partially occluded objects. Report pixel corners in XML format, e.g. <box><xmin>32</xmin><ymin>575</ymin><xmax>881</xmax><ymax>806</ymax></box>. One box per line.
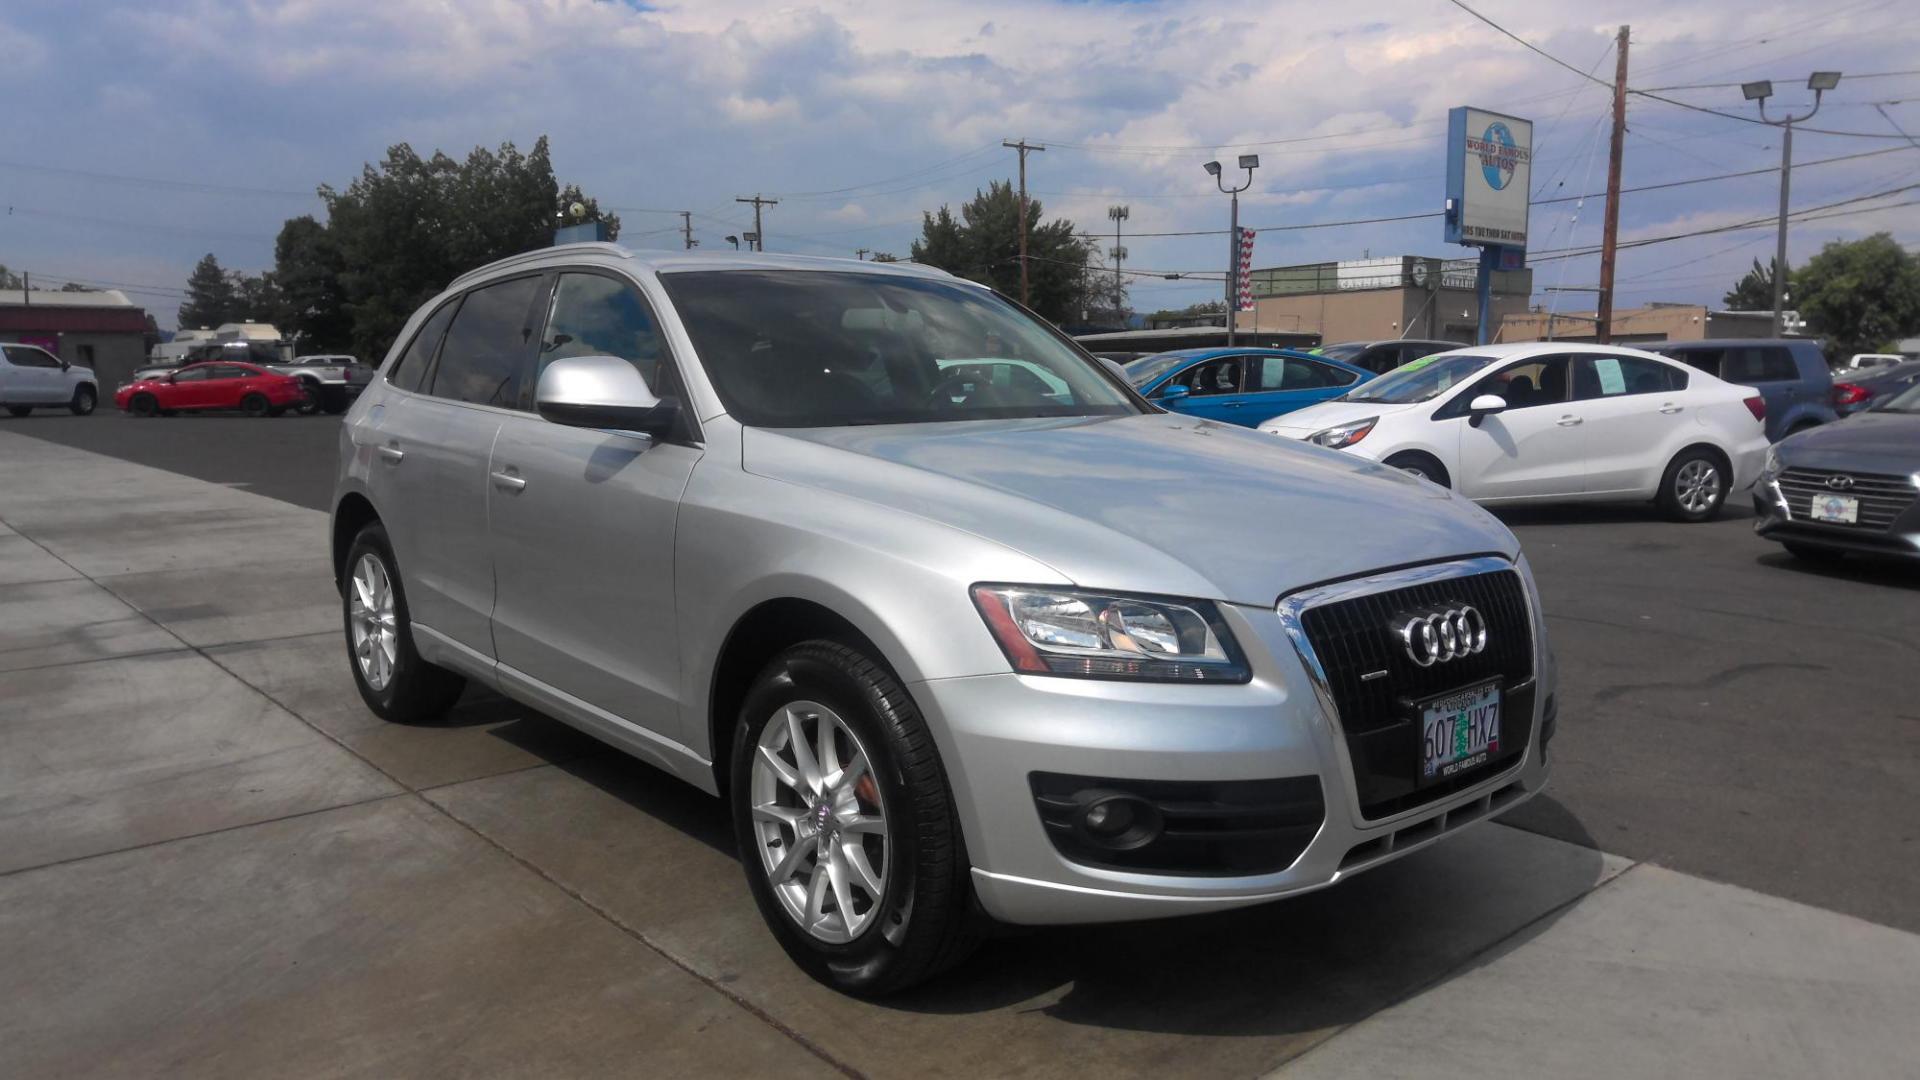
<box><xmin>1752</xmin><ymin>476</ymin><xmax>1920</xmax><ymax>560</ymax></box>
<box><xmin>914</xmin><ymin>567</ymin><xmax>1554</xmax><ymax>925</ymax></box>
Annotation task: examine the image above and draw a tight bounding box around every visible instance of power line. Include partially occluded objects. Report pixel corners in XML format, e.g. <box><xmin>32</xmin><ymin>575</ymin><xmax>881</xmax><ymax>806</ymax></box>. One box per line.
<box><xmin>1528</xmin><ymin>181</ymin><xmax>1920</xmax><ymax>262</ymax></box>
<box><xmin>1638</xmin><ymin>68</ymin><xmax>1920</xmax><ymax>92</ymax></box>
<box><xmin>0</xmin><ymin>158</ymin><xmax>316</xmax><ymax>199</ymax></box>
<box><xmin>1441</xmin><ymin>0</ymin><xmax>1912</xmax><ymax>140</ymax></box>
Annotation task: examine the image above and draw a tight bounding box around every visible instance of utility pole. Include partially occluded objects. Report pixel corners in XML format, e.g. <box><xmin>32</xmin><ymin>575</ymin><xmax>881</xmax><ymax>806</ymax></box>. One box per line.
<box><xmin>1204</xmin><ymin>156</ymin><xmax>1259</xmax><ymax>346</ymax></box>
<box><xmin>855</xmin><ymin>248</ymin><xmax>870</xmax><ymax>261</ymax></box>
<box><xmin>1003</xmin><ymin>139</ymin><xmax>1045</xmax><ymax>305</ymax></box>
<box><xmin>679</xmin><ymin>211</ymin><xmax>698</xmax><ymax>251</ymax></box>
<box><xmin>1595</xmin><ymin>25</ymin><xmax>1629</xmax><ymax>344</ymax></box>
<box><xmin>1107</xmin><ymin>205</ymin><xmax>1129</xmax><ymax>322</ymax></box>
<box><xmin>735</xmin><ymin>195</ymin><xmax>778</xmax><ymax>252</ymax></box>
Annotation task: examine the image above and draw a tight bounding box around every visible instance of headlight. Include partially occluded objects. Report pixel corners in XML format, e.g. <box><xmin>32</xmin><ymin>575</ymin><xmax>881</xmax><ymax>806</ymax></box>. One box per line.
<box><xmin>970</xmin><ymin>585</ymin><xmax>1249</xmax><ymax>682</ymax></box>
<box><xmin>1763</xmin><ymin>447</ymin><xmax>1780</xmax><ymax>475</ymax></box>
<box><xmin>1307</xmin><ymin>417</ymin><xmax>1377</xmax><ymax>449</ymax></box>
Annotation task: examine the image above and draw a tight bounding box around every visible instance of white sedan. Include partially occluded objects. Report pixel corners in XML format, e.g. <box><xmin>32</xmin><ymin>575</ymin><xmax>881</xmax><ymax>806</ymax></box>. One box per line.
<box><xmin>1260</xmin><ymin>342</ymin><xmax>1770</xmax><ymax>522</ymax></box>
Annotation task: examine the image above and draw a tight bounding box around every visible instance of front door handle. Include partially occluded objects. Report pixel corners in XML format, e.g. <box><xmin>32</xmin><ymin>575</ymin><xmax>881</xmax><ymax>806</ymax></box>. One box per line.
<box><xmin>377</xmin><ymin>444</ymin><xmax>405</xmax><ymax>464</ymax></box>
<box><xmin>1555</xmin><ymin>415</ymin><xmax>1583</xmax><ymax>427</ymax></box>
<box><xmin>1220</xmin><ymin>401</ymin><xmax>1245</xmax><ymax>408</ymax></box>
<box><xmin>490</xmin><ymin>469</ymin><xmax>527</xmax><ymax>493</ymax></box>
<box><xmin>1659</xmin><ymin>403</ymin><xmax>1684</xmax><ymax>414</ymax></box>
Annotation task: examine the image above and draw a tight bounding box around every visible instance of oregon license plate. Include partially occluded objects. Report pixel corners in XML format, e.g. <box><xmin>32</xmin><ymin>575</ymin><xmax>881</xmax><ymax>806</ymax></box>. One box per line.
<box><xmin>1809</xmin><ymin>494</ymin><xmax>1859</xmax><ymax>523</ymax></box>
<box><xmin>1420</xmin><ymin>683</ymin><xmax>1501</xmax><ymax>784</ymax></box>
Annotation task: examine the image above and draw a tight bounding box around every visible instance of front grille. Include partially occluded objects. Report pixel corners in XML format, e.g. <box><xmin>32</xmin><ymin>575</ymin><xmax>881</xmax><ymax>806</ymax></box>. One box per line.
<box><xmin>1777</xmin><ymin>468</ymin><xmax>1917</xmax><ymax>532</ymax></box>
<box><xmin>1294</xmin><ymin>568</ymin><xmax>1535</xmax><ymax>820</ymax></box>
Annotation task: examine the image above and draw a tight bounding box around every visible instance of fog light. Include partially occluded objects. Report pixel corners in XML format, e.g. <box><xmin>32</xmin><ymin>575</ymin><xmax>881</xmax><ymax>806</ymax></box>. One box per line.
<box><xmin>1075</xmin><ymin>791</ymin><xmax>1163</xmax><ymax>851</ymax></box>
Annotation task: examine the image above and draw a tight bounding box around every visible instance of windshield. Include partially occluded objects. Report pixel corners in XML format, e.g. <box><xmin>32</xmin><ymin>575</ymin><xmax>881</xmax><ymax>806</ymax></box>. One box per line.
<box><xmin>1316</xmin><ymin>343</ymin><xmax>1367</xmax><ymax>362</ymax></box>
<box><xmin>1345</xmin><ymin>353</ymin><xmax>1494</xmax><ymax>403</ymax></box>
<box><xmin>1123</xmin><ymin>351</ymin><xmax>1194</xmax><ymax>387</ymax></box>
<box><xmin>660</xmin><ymin>270</ymin><xmax>1138</xmax><ymax>427</ymax></box>
<box><xmin>1877</xmin><ymin>379</ymin><xmax>1920</xmax><ymax>413</ymax></box>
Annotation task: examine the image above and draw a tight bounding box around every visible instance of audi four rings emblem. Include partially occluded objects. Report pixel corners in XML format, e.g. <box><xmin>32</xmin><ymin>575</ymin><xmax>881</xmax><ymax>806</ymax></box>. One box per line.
<box><xmin>1393</xmin><ymin>605</ymin><xmax>1489</xmax><ymax>666</ymax></box>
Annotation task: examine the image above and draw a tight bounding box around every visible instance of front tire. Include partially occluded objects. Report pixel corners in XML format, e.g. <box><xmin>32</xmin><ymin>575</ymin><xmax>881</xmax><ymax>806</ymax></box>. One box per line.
<box><xmin>730</xmin><ymin>640</ymin><xmax>979</xmax><ymax>996</ymax></box>
<box><xmin>1657</xmin><ymin>449</ymin><xmax>1728</xmax><ymax>522</ymax></box>
<box><xmin>342</xmin><ymin>522</ymin><xmax>466</xmax><ymax>723</ymax></box>
<box><xmin>128</xmin><ymin>394</ymin><xmax>159</xmax><ymax>417</ymax></box>
<box><xmin>1383</xmin><ymin>451</ymin><xmax>1451</xmax><ymax>488</ymax></box>
<box><xmin>69</xmin><ymin>386</ymin><xmax>96</xmax><ymax>415</ymax></box>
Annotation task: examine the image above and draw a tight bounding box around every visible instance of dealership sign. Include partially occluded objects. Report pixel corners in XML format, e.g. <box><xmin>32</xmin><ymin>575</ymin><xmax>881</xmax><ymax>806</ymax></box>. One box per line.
<box><xmin>1445</xmin><ymin>107</ymin><xmax>1532</xmax><ymax>249</ymax></box>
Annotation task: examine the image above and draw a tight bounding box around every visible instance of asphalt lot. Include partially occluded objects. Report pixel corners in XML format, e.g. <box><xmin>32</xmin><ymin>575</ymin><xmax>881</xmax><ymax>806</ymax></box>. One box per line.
<box><xmin>9</xmin><ymin>408</ymin><xmax>1915</xmax><ymax>932</ymax></box>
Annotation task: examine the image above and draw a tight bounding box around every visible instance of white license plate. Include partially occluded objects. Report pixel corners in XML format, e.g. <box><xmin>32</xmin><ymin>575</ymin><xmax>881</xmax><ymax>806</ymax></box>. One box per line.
<box><xmin>1808</xmin><ymin>494</ymin><xmax>1859</xmax><ymax>524</ymax></box>
<box><xmin>1421</xmin><ymin>683</ymin><xmax>1501</xmax><ymax>784</ymax></box>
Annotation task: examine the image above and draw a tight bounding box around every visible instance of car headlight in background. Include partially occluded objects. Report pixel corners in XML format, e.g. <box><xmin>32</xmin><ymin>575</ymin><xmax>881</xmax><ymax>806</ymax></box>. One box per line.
<box><xmin>970</xmin><ymin>585</ymin><xmax>1249</xmax><ymax>682</ymax></box>
<box><xmin>1763</xmin><ymin>446</ymin><xmax>1780</xmax><ymax>476</ymax></box>
<box><xmin>1307</xmin><ymin>417</ymin><xmax>1377</xmax><ymax>449</ymax></box>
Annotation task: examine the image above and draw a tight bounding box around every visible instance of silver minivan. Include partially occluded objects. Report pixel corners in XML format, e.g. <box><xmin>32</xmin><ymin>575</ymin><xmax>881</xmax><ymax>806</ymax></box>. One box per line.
<box><xmin>331</xmin><ymin>243</ymin><xmax>1555</xmax><ymax>994</ymax></box>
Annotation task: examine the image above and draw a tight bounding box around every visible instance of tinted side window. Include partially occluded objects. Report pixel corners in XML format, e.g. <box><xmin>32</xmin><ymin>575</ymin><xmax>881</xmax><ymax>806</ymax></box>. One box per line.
<box><xmin>6</xmin><ymin>345</ymin><xmax>61</xmax><ymax>368</ymax></box>
<box><xmin>429</xmin><ymin>275</ymin><xmax>543</xmax><ymax>407</ymax></box>
<box><xmin>171</xmin><ymin>366</ymin><xmax>214</xmax><ymax>382</ymax></box>
<box><xmin>210</xmin><ymin>365</ymin><xmax>254</xmax><ymax>380</ymax></box>
<box><xmin>1724</xmin><ymin>346</ymin><xmax>1797</xmax><ymax>384</ymax></box>
<box><xmin>386</xmin><ymin>298</ymin><xmax>460</xmax><ymax>393</ymax></box>
<box><xmin>1574</xmin><ymin>356</ymin><xmax>1688</xmax><ymax>399</ymax></box>
<box><xmin>1669</xmin><ymin>348</ymin><xmax>1724</xmax><ymax>378</ymax></box>
<box><xmin>1166</xmin><ymin>357</ymin><xmax>1244</xmax><ymax>396</ymax></box>
<box><xmin>538</xmin><ymin>273</ymin><xmax>668</xmax><ymax>391</ymax></box>
<box><xmin>1465</xmin><ymin>357</ymin><xmax>1571</xmax><ymax>411</ymax></box>
<box><xmin>1257</xmin><ymin>356</ymin><xmax>1353</xmax><ymax>390</ymax></box>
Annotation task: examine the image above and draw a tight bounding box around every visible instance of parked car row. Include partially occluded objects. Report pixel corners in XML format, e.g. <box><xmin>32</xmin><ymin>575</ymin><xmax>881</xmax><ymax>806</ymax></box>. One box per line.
<box><xmin>128</xmin><ymin>343</ymin><xmax>372</xmax><ymax>415</ymax></box>
<box><xmin>115</xmin><ymin>360</ymin><xmax>313</xmax><ymax>417</ymax></box>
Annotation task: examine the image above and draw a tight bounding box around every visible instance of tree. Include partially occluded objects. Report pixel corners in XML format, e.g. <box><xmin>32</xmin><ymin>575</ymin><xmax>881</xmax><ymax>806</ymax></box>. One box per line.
<box><xmin>1794</xmin><ymin>233</ymin><xmax>1920</xmax><ymax>358</ymax></box>
<box><xmin>308</xmin><ymin>136</ymin><xmax>621</xmax><ymax>358</ymax></box>
<box><xmin>909</xmin><ymin>181</ymin><xmax>1097</xmax><ymax>324</ymax></box>
<box><xmin>229</xmin><ymin>270</ymin><xmax>282</xmax><ymax>324</ymax></box>
<box><xmin>59</xmin><ymin>281</ymin><xmax>96</xmax><ymax>292</ymax></box>
<box><xmin>1723</xmin><ymin>257</ymin><xmax>1779</xmax><ymax>310</ymax></box>
<box><xmin>273</xmin><ymin>215</ymin><xmax>352</xmax><ymax>351</ymax></box>
<box><xmin>0</xmin><ymin>265</ymin><xmax>23</xmax><ymax>289</ymax></box>
<box><xmin>178</xmin><ymin>253</ymin><xmax>237</xmax><ymax>328</ymax></box>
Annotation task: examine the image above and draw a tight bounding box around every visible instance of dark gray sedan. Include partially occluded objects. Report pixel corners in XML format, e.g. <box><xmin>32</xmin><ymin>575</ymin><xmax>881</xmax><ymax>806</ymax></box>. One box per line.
<box><xmin>1753</xmin><ymin>379</ymin><xmax>1920</xmax><ymax>564</ymax></box>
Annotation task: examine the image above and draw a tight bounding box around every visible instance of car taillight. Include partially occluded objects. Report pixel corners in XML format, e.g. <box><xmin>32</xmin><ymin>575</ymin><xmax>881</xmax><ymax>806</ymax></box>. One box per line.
<box><xmin>1743</xmin><ymin>395</ymin><xmax>1766</xmax><ymax>422</ymax></box>
<box><xmin>1832</xmin><ymin>382</ymin><xmax>1870</xmax><ymax>406</ymax></box>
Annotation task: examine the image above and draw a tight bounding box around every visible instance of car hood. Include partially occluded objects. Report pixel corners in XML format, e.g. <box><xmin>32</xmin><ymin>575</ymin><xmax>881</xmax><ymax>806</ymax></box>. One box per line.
<box><xmin>1777</xmin><ymin>412</ymin><xmax>1920</xmax><ymax>474</ymax></box>
<box><xmin>744</xmin><ymin>412</ymin><xmax>1518</xmax><ymax>606</ymax></box>
<box><xmin>1258</xmin><ymin>398</ymin><xmax>1427</xmax><ymax>435</ymax></box>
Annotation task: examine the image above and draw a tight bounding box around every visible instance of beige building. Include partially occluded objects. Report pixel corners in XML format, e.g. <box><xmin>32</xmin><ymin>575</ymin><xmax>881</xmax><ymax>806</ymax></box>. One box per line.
<box><xmin>1242</xmin><ymin>256</ymin><xmax>1533</xmax><ymax>345</ymax></box>
<box><xmin>1496</xmin><ymin>303</ymin><xmax>1780</xmax><ymax>345</ymax></box>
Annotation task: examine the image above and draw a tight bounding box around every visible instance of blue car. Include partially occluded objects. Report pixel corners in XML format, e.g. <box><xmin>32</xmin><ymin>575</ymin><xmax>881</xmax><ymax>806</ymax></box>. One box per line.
<box><xmin>1122</xmin><ymin>347</ymin><xmax>1373</xmax><ymax>427</ymax></box>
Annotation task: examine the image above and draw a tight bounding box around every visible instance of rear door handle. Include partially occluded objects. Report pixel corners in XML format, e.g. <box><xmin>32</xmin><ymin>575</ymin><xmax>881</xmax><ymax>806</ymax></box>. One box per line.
<box><xmin>377</xmin><ymin>444</ymin><xmax>405</xmax><ymax>464</ymax></box>
<box><xmin>1659</xmin><ymin>403</ymin><xmax>1684</xmax><ymax>414</ymax></box>
<box><xmin>490</xmin><ymin>468</ymin><xmax>527</xmax><ymax>493</ymax></box>
<box><xmin>1555</xmin><ymin>415</ymin><xmax>1583</xmax><ymax>426</ymax></box>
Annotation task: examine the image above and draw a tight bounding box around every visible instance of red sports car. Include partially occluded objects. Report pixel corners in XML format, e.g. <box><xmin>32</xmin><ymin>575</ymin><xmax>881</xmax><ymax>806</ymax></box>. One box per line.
<box><xmin>115</xmin><ymin>361</ymin><xmax>309</xmax><ymax>418</ymax></box>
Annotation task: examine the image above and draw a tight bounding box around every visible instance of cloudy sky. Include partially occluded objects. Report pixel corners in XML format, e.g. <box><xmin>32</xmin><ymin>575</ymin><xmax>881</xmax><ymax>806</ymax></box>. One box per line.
<box><xmin>2</xmin><ymin>0</ymin><xmax>1916</xmax><ymax>329</ymax></box>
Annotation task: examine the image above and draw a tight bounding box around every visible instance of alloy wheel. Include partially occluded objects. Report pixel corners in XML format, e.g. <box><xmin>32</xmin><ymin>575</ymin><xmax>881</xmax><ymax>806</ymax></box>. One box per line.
<box><xmin>348</xmin><ymin>552</ymin><xmax>399</xmax><ymax>691</ymax></box>
<box><xmin>1675</xmin><ymin>459</ymin><xmax>1722</xmax><ymax>514</ymax></box>
<box><xmin>749</xmin><ymin>701</ymin><xmax>890</xmax><ymax>944</ymax></box>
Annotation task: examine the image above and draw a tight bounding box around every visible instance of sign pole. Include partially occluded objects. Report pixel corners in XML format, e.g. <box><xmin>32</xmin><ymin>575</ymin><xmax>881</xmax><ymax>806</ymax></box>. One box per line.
<box><xmin>1476</xmin><ymin>247</ymin><xmax>1498</xmax><ymax>345</ymax></box>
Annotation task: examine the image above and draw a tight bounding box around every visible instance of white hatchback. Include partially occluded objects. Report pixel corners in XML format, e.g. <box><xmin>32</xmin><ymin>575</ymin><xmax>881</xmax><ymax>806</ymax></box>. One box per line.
<box><xmin>1260</xmin><ymin>342</ymin><xmax>1770</xmax><ymax>522</ymax></box>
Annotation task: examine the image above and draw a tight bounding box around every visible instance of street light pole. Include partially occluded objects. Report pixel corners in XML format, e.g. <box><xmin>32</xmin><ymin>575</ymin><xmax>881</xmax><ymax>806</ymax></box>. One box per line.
<box><xmin>1204</xmin><ymin>156</ymin><xmax>1259</xmax><ymax>346</ymax></box>
<box><xmin>1744</xmin><ymin>72</ymin><xmax>1840</xmax><ymax>337</ymax></box>
<box><xmin>1107</xmin><ymin>205</ymin><xmax>1129</xmax><ymax>322</ymax></box>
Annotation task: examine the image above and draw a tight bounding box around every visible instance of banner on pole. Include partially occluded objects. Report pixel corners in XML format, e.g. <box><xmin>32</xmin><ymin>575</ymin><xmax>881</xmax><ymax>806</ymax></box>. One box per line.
<box><xmin>1237</xmin><ymin>229</ymin><xmax>1257</xmax><ymax>311</ymax></box>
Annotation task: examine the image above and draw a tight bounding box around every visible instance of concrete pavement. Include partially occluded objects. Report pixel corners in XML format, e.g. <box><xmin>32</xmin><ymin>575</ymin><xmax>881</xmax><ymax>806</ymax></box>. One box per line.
<box><xmin>3</xmin><ymin>427</ymin><xmax>1915</xmax><ymax>1078</ymax></box>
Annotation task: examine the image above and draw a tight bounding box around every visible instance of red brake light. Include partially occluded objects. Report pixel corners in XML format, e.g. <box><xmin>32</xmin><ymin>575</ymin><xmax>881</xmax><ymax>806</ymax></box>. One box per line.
<box><xmin>1742</xmin><ymin>395</ymin><xmax>1766</xmax><ymax>422</ymax></box>
<box><xmin>1832</xmin><ymin>382</ymin><xmax>1870</xmax><ymax>406</ymax></box>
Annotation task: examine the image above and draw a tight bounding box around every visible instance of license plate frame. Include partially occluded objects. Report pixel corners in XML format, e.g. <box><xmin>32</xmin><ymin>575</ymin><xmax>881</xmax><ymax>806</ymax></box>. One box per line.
<box><xmin>1808</xmin><ymin>493</ymin><xmax>1860</xmax><ymax>524</ymax></box>
<box><xmin>1418</xmin><ymin>680</ymin><xmax>1502</xmax><ymax>786</ymax></box>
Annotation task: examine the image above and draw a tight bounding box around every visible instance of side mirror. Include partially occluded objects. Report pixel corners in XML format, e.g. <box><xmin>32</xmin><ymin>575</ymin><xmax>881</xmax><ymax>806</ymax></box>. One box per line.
<box><xmin>536</xmin><ymin>354</ymin><xmax>676</xmax><ymax>439</ymax></box>
<box><xmin>1467</xmin><ymin>393</ymin><xmax>1507</xmax><ymax>428</ymax></box>
<box><xmin>1157</xmin><ymin>383</ymin><xmax>1192</xmax><ymax>403</ymax></box>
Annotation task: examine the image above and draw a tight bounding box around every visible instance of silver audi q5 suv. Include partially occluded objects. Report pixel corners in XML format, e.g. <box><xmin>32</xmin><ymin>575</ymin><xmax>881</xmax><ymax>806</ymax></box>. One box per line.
<box><xmin>331</xmin><ymin>244</ymin><xmax>1555</xmax><ymax>994</ymax></box>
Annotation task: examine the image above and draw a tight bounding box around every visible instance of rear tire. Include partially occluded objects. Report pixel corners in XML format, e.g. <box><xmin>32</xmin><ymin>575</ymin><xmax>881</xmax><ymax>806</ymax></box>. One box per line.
<box><xmin>342</xmin><ymin>522</ymin><xmax>467</xmax><ymax>723</ymax></box>
<box><xmin>731</xmin><ymin>640</ymin><xmax>980</xmax><ymax>996</ymax></box>
<box><xmin>295</xmin><ymin>381</ymin><xmax>321</xmax><ymax>415</ymax></box>
<box><xmin>69</xmin><ymin>386</ymin><xmax>96</xmax><ymax>416</ymax></box>
<box><xmin>1383</xmin><ymin>452</ymin><xmax>1451</xmax><ymax>488</ymax></box>
<box><xmin>240</xmin><ymin>393</ymin><xmax>270</xmax><ymax>418</ymax></box>
<box><xmin>1657</xmin><ymin>448</ymin><xmax>1728</xmax><ymax>522</ymax></box>
<box><xmin>1784</xmin><ymin>542</ymin><xmax>1845</xmax><ymax>565</ymax></box>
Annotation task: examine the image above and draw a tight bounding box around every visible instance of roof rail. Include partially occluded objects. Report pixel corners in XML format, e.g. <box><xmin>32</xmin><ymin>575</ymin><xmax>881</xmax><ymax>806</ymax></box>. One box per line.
<box><xmin>448</xmin><ymin>242</ymin><xmax>631</xmax><ymax>290</ymax></box>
